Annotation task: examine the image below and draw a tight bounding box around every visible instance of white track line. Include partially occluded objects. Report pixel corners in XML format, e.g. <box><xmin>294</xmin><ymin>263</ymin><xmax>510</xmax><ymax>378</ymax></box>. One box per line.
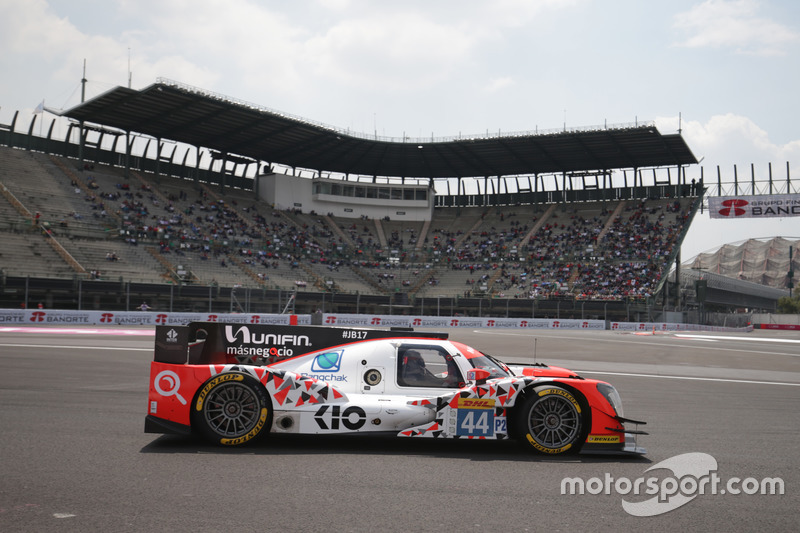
<box><xmin>0</xmin><ymin>343</ymin><xmax>151</xmax><ymax>351</ymax></box>
<box><xmin>576</xmin><ymin>369</ymin><xmax>800</xmax><ymax>387</ymax></box>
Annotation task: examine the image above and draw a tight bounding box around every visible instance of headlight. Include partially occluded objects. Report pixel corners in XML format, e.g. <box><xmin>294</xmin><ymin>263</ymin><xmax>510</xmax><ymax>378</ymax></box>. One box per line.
<box><xmin>596</xmin><ymin>383</ymin><xmax>624</xmax><ymax>417</ymax></box>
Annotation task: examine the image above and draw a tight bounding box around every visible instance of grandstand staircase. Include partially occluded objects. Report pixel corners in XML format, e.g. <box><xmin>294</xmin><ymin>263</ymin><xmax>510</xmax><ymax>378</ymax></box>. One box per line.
<box><xmin>146</xmin><ymin>247</ymin><xmax>190</xmax><ymax>283</ymax></box>
<box><xmin>48</xmin><ymin>156</ymin><xmax>124</xmax><ymax>226</ymax></box>
<box><xmin>407</xmin><ymin>268</ymin><xmax>437</xmax><ymax>296</ymax></box>
<box><xmin>486</xmin><ymin>267</ymin><xmax>505</xmax><ymax>295</ymax></box>
<box><xmin>226</xmin><ymin>255</ymin><xmax>268</xmax><ymax>287</ymax></box>
<box><xmin>1</xmin><ymin>179</ymin><xmax>87</xmax><ymax>276</ymax></box>
<box><xmin>0</xmin><ymin>181</ymin><xmax>33</xmax><ymax>219</ymax></box>
<box><xmin>130</xmin><ymin>170</ymin><xmax>172</xmax><ymax>207</ymax></box>
<box><xmin>567</xmin><ymin>266</ymin><xmax>581</xmax><ymax>291</ymax></box>
<box><xmin>298</xmin><ymin>263</ymin><xmax>328</xmax><ymax>292</ymax></box>
<box><xmin>373</xmin><ymin>217</ymin><xmax>389</xmax><ymax>249</ymax></box>
<box><xmin>41</xmin><ymin>233</ymin><xmax>87</xmax><ymax>276</ymax></box>
<box><xmin>452</xmin><ymin>210</ymin><xmax>492</xmax><ymax>251</ymax></box>
<box><xmin>199</xmin><ymin>183</ymin><xmax>272</xmax><ymax>243</ymax></box>
<box><xmin>519</xmin><ymin>204</ymin><xmax>557</xmax><ymax>247</ymax></box>
<box><xmin>596</xmin><ymin>200</ymin><xmax>627</xmax><ymax>242</ymax></box>
<box><xmin>414</xmin><ymin>218</ymin><xmax>432</xmax><ymax>254</ymax></box>
<box><xmin>348</xmin><ymin>264</ymin><xmax>388</xmax><ymax>295</ymax></box>
<box><xmin>323</xmin><ymin>214</ymin><xmax>356</xmax><ymax>249</ymax></box>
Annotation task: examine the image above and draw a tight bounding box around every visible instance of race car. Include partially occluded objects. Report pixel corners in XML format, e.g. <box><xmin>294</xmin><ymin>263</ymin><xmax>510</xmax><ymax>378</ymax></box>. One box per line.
<box><xmin>145</xmin><ymin>322</ymin><xmax>647</xmax><ymax>454</ymax></box>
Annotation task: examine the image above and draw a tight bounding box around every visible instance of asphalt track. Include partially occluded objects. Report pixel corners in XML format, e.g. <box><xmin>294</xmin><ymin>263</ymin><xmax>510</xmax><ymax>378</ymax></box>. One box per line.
<box><xmin>0</xmin><ymin>326</ymin><xmax>798</xmax><ymax>532</ymax></box>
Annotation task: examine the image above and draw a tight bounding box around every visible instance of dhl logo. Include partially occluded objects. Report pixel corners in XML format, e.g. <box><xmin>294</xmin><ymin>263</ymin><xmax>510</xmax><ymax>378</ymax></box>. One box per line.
<box><xmin>457</xmin><ymin>398</ymin><xmax>495</xmax><ymax>409</ymax></box>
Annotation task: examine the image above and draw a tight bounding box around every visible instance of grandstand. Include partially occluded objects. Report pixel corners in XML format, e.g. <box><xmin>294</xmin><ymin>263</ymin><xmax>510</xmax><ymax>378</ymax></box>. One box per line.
<box><xmin>0</xmin><ymin>78</ymin><xmax>792</xmax><ymax>321</ymax></box>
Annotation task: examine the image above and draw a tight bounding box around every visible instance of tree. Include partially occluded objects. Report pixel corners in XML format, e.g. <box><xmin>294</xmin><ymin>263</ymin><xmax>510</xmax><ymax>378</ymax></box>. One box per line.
<box><xmin>776</xmin><ymin>295</ymin><xmax>800</xmax><ymax>314</ymax></box>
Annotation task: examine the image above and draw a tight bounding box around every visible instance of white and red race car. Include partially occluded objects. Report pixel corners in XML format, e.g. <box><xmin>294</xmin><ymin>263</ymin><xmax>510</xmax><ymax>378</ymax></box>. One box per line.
<box><xmin>145</xmin><ymin>323</ymin><xmax>647</xmax><ymax>454</ymax></box>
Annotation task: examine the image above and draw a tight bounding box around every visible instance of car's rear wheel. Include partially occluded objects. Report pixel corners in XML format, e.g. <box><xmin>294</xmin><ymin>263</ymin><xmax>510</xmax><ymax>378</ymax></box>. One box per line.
<box><xmin>192</xmin><ymin>372</ymin><xmax>271</xmax><ymax>446</ymax></box>
<box><xmin>516</xmin><ymin>386</ymin><xmax>585</xmax><ymax>454</ymax></box>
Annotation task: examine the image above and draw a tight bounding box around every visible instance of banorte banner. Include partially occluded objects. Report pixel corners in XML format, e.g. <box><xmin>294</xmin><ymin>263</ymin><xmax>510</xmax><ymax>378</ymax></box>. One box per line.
<box><xmin>0</xmin><ymin>309</ymin><xmax>752</xmax><ymax>332</ymax></box>
<box><xmin>0</xmin><ymin>310</ymin><xmax>309</xmax><ymax>326</ymax></box>
<box><xmin>708</xmin><ymin>194</ymin><xmax>800</xmax><ymax>219</ymax></box>
<box><xmin>321</xmin><ymin>314</ymin><xmax>606</xmax><ymax>329</ymax></box>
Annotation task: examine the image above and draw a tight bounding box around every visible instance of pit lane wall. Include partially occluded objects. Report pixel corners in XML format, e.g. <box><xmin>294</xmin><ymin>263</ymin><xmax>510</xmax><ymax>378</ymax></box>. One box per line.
<box><xmin>0</xmin><ymin>309</ymin><xmax>753</xmax><ymax>332</ymax></box>
<box><xmin>751</xmin><ymin>313</ymin><xmax>800</xmax><ymax>331</ymax></box>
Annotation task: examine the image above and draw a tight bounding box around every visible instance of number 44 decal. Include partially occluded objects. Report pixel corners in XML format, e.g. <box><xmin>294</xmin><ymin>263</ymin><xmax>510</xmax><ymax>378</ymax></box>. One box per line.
<box><xmin>458</xmin><ymin>410</ymin><xmax>492</xmax><ymax>436</ymax></box>
<box><xmin>454</xmin><ymin>398</ymin><xmax>497</xmax><ymax>437</ymax></box>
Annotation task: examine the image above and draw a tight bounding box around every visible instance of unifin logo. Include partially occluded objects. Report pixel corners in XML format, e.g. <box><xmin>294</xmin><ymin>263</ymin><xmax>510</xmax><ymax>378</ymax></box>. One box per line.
<box><xmin>224</xmin><ymin>326</ymin><xmax>311</xmax><ymax>346</ymax></box>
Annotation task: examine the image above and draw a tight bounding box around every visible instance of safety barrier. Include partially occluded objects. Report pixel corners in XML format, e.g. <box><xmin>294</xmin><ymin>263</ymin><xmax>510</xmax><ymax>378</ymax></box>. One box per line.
<box><xmin>0</xmin><ymin>309</ymin><xmax>753</xmax><ymax>332</ymax></box>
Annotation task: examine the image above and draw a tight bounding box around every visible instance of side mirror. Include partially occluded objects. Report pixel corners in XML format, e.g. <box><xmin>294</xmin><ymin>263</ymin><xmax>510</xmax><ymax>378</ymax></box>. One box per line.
<box><xmin>466</xmin><ymin>368</ymin><xmax>491</xmax><ymax>385</ymax></box>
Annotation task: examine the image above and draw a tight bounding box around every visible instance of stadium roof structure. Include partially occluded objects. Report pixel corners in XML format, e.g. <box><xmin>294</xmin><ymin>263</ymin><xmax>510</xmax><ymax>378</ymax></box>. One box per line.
<box><xmin>60</xmin><ymin>78</ymin><xmax>698</xmax><ymax>180</ymax></box>
<box><xmin>687</xmin><ymin>237</ymin><xmax>799</xmax><ymax>291</ymax></box>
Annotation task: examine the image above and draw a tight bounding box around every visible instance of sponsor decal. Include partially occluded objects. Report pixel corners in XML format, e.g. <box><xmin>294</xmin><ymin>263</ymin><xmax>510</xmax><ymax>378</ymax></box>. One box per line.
<box><xmin>537</xmin><ymin>388</ymin><xmax>581</xmax><ymax>413</ymax></box>
<box><xmin>528</xmin><ymin>435</ymin><xmax>572</xmax><ymax>454</ymax></box>
<box><xmin>324</xmin><ymin>316</ymin><xmax>371</xmax><ymax>326</ymax></box>
<box><xmin>342</xmin><ymin>330</ymin><xmax>368</xmax><ymax>339</ymax></box>
<box><xmin>220</xmin><ymin>408</ymin><xmax>268</xmax><ymax>446</ymax></box>
<box><xmin>0</xmin><ymin>312</ymin><xmax>26</xmax><ymax>323</ymax></box>
<box><xmin>195</xmin><ymin>373</ymin><xmax>243</xmax><ymax>410</ymax></box>
<box><xmin>587</xmin><ymin>435</ymin><xmax>621</xmax><ymax>444</ymax></box>
<box><xmin>226</xmin><ymin>346</ymin><xmax>295</xmax><ymax>359</ymax></box>
<box><xmin>29</xmin><ymin>311</ymin><xmax>91</xmax><ymax>324</ymax></box>
<box><xmin>153</xmin><ymin>370</ymin><xmax>188</xmax><ymax>405</ymax></box>
<box><xmin>709</xmin><ymin>194</ymin><xmax>800</xmax><ymax>219</ymax></box>
<box><xmin>457</xmin><ymin>398</ymin><xmax>495</xmax><ymax>409</ymax></box>
<box><xmin>110</xmin><ymin>314</ymin><xmax>152</xmax><ymax>325</ymax></box>
<box><xmin>224</xmin><ymin>325</ymin><xmax>311</xmax><ymax>347</ymax></box>
<box><xmin>166</xmin><ymin>329</ymin><xmax>179</xmax><ymax>343</ymax></box>
<box><xmin>456</xmin><ymin>403</ymin><xmax>494</xmax><ymax>437</ymax></box>
<box><xmin>303</xmin><ymin>373</ymin><xmax>348</xmax><ymax>382</ymax></box>
<box><xmin>314</xmin><ymin>405</ymin><xmax>366</xmax><ymax>430</ymax></box>
<box><xmin>310</xmin><ymin>351</ymin><xmax>344</xmax><ymax>372</ymax></box>
<box><xmin>519</xmin><ymin>319</ymin><xmax>555</xmax><ymax>329</ymax></box>
<box><xmin>718</xmin><ymin>198</ymin><xmax>749</xmax><ymax>217</ymax></box>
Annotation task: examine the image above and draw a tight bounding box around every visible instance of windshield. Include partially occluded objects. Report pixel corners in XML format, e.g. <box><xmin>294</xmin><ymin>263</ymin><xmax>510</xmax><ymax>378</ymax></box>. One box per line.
<box><xmin>468</xmin><ymin>353</ymin><xmax>513</xmax><ymax>379</ymax></box>
<box><xmin>450</xmin><ymin>341</ymin><xmax>513</xmax><ymax>379</ymax></box>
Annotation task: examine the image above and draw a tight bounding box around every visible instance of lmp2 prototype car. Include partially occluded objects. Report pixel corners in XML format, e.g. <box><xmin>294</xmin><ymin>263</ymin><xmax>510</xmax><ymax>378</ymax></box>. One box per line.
<box><xmin>145</xmin><ymin>323</ymin><xmax>647</xmax><ymax>455</ymax></box>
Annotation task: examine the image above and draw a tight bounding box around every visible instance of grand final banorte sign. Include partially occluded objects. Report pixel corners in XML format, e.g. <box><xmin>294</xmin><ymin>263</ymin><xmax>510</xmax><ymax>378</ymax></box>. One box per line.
<box><xmin>708</xmin><ymin>194</ymin><xmax>800</xmax><ymax>219</ymax></box>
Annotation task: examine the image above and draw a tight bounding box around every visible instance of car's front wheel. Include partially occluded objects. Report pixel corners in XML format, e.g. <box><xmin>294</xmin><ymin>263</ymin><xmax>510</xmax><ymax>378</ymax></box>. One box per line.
<box><xmin>192</xmin><ymin>372</ymin><xmax>271</xmax><ymax>446</ymax></box>
<box><xmin>516</xmin><ymin>386</ymin><xmax>586</xmax><ymax>454</ymax></box>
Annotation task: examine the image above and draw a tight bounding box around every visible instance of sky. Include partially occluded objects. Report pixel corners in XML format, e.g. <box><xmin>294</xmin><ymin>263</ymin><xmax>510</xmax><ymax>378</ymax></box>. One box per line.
<box><xmin>1</xmin><ymin>0</ymin><xmax>799</xmax><ymax>260</ymax></box>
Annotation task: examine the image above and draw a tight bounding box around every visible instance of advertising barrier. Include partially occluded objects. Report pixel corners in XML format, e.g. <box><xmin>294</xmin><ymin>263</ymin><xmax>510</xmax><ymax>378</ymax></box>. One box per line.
<box><xmin>0</xmin><ymin>309</ymin><xmax>752</xmax><ymax>332</ymax></box>
<box><xmin>0</xmin><ymin>309</ymin><xmax>309</xmax><ymax>326</ymax></box>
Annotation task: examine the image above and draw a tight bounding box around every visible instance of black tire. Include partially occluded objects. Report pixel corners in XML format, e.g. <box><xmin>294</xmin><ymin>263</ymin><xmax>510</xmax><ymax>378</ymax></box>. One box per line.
<box><xmin>192</xmin><ymin>372</ymin><xmax>271</xmax><ymax>446</ymax></box>
<box><xmin>515</xmin><ymin>386</ymin><xmax>586</xmax><ymax>455</ymax></box>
